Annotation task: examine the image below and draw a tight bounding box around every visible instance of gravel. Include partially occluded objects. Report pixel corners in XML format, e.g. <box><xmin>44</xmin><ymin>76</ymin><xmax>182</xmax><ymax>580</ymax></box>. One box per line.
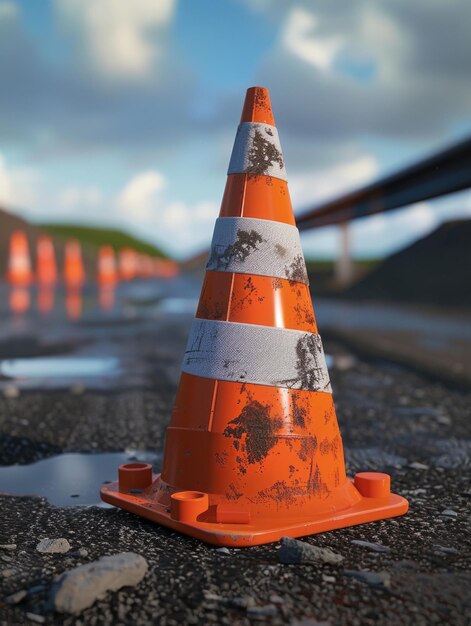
<box><xmin>0</xmin><ymin>319</ymin><xmax>470</xmax><ymax>624</ymax></box>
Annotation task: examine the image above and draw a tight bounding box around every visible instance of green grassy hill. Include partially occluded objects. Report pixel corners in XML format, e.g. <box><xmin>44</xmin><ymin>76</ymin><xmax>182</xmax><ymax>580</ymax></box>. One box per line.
<box><xmin>39</xmin><ymin>224</ymin><xmax>168</xmax><ymax>258</ymax></box>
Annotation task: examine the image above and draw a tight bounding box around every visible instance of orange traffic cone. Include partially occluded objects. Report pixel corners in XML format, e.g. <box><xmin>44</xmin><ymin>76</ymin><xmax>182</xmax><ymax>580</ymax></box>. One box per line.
<box><xmin>102</xmin><ymin>87</ymin><xmax>408</xmax><ymax>546</ymax></box>
<box><xmin>37</xmin><ymin>235</ymin><xmax>57</xmax><ymax>286</ymax></box>
<box><xmin>6</xmin><ymin>230</ymin><xmax>33</xmax><ymax>286</ymax></box>
<box><xmin>97</xmin><ymin>245</ymin><xmax>117</xmax><ymax>286</ymax></box>
<box><xmin>64</xmin><ymin>239</ymin><xmax>85</xmax><ymax>288</ymax></box>
<box><xmin>119</xmin><ymin>248</ymin><xmax>138</xmax><ymax>281</ymax></box>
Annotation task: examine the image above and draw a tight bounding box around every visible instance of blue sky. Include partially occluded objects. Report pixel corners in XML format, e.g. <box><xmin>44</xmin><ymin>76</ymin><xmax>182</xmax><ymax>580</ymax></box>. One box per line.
<box><xmin>0</xmin><ymin>0</ymin><xmax>470</xmax><ymax>259</ymax></box>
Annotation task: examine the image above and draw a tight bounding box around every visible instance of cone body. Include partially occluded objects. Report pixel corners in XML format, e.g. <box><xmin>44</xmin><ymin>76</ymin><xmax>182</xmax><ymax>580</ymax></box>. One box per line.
<box><xmin>37</xmin><ymin>235</ymin><xmax>57</xmax><ymax>285</ymax></box>
<box><xmin>7</xmin><ymin>231</ymin><xmax>33</xmax><ymax>286</ymax></box>
<box><xmin>102</xmin><ymin>87</ymin><xmax>408</xmax><ymax>545</ymax></box>
<box><xmin>64</xmin><ymin>240</ymin><xmax>85</xmax><ymax>287</ymax></box>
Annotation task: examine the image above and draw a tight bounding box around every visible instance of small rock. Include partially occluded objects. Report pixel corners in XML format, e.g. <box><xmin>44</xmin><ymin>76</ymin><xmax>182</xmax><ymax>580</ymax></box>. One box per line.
<box><xmin>350</xmin><ymin>540</ymin><xmax>390</xmax><ymax>553</ymax></box>
<box><xmin>77</xmin><ymin>548</ymin><xmax>88</xmax><ymax>557</ymax></box>
<box><xmin>440</xmin><ymin>509</ymin><xmax>458</xmax><ymax>518</ymax></box>
<box><xmin>0</xmin><ymin>544</ymin><xmax>17</xmax><ymax>551</ymax></box>
<box><xmin>333</xmin><ymin>355</ymin><xmax>356</xmax><ymax>371</ymax></box>
<box><xmin>343</xmin><ymin>569</ymin><xmax>391</xmax><ymax>588</ymax></box>
<box><xmin>53</xmin><ymin>552</ymin><xmax>148</xmax><ymax>614</ymax></box>
<box><xmin>25</xmin><ymin>613</ymin><xmax>45</xmax><ymax>624</ymax></box>
<box><xmin>433</xmin><ymin>544</ymin><xmax>458</xmax><ymax>555</ymax></box>
<box><xmin>408</xmin><ymin>462</ymin><xmax>429</xmax><ymax>470</ymax></box>
<box><xmin>247</xmin><ymin>605</ymin><xmax>278</xmax><ymax>617</ymax></box>
<box><xmin>69</xmin><ymin>383</ymin><xmax>85</xmax><ymax>395</ymax></box>
<box><xmin>215</xmin><ymin>547</ymin><xmax>230</xmax><ymax>555</ymax></box>
<box><xmin>290</xmin><ymin>617</ymin><xmax>332</xmax><ymax>626</ymax></box>
<box><xmin>269</xmin><ymin>594</ymin><xmax>284</xmax><ymax>604</ymax></box>
<box><xmin>322</xmin><ymin>574</ymin><xmax>336</xmax><ymax>583</ymax></box>
<box><xmin>279</xmin><ymin>537</ymin><xmax>343</xmax><ymax>565</ymax></box>
<box><xmin>6</xmin><ymin>589</ymin><xmax>27</xmax><ymax>604</ymax></box>
<box><xmin>1</xmin><ymin>568</ymin><xmax>15</xmax><ymax>577</ymax></box>
<box><xmin>3</xmin><ymin>384</ymin><xmax>19</xmax><ymax>399</ymax></box>
<box><xmin>37</xmin><ymin>538</ymin><xmax>71</xmax><ymax>554</ymax></box>
<box><xmin>203</xmin><ymin>591</ymin><xmax>223</xmax><ymax>601</ymax></box>
<box><xmin>230</xmin><ymin>596</ymin><xmax>256</xmax><ymax>609</ymax></box>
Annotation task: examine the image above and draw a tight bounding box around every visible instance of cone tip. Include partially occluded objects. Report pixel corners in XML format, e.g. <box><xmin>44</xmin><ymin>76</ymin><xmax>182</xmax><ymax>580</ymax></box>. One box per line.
<box><xmin>241</xmin><ymin>86</ymin><xmax>275</xmax><ymax>125</ymax></box>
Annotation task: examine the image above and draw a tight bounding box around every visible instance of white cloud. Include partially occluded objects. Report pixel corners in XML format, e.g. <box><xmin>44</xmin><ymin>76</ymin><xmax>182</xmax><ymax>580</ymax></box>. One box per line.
<box><xmin>290</xmin><ymin>155</ymin><xmax>379</xmax><ymax>210</ymax></box>
<box><xmin>0</xmin><ymin>153</ymin><xmax>41</xmax><ymax>211</ymax></box>
<box><xmin>117</xmin><ymin>170</ymin><xmax>166</xmax><ymax>219</ymax></box>
<box><xmin>0</xmin><ymin>1</ymin><xmax>18</xmax><ymax>21</ymax></box>
<box><xmin>282</xmin><ymin>8</ymin><xmax>344</xmax><ymax>71</ymax></box>
<box><xmin>57</xmin><ymin>186</ymin><xmax>104</xmax><ymax>211</ymax></box>
<box><xmin>55</xmin><ymin>0</ymin><xmax>176</xmax><ymax>79</ymax></box>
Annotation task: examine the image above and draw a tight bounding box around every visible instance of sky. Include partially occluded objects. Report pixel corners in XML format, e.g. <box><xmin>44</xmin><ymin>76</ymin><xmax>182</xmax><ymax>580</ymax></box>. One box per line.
<box><xmin>0</xmin><ymin>0</ymin><xmax>470</xmax><ymax>259</ymax></box>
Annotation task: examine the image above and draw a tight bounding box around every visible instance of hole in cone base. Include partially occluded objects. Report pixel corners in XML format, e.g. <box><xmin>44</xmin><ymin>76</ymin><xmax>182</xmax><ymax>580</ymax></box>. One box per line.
<box><xmin>118</xmin><ymin>463</ymin><xmax>152</xmax><ymax>492</ymax></box>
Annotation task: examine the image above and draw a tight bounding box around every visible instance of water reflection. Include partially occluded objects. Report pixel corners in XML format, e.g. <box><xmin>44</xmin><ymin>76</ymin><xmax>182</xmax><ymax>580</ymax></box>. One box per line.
<box><xmin>9</xmin><ymin>286</ymin><xmax>31</xmax><ymax>315</ymax></box>
<box><xmin>0</xmin><ymin>451</ymin><xmax>161</xmax><ymax>506</ymax></box>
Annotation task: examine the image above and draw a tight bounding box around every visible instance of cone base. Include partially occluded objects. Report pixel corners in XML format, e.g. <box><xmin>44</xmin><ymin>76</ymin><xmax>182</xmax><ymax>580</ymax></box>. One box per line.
<box><xmin>101</xmin><ymin>472</ymin><xmax>408</xmax><ymax>547</ymax></box>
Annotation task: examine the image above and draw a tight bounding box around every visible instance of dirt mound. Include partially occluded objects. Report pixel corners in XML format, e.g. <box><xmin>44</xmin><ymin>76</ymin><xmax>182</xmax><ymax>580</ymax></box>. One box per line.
<box><xmin>345</xmin><ymin>219</ymin><xmax>471</xmax><ymax>307</ymax></box>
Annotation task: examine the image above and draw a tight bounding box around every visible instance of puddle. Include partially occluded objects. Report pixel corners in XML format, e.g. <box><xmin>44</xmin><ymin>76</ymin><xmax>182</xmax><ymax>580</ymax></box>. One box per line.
<box><xmin>0</xmin><ymin>451</ymin><xmax>162</xmax><ymax>507</ymax></box>
<box><xmin>0</xmin><ymin>356</ymin><xmax>121</xmax><ymax>389</ymax></box>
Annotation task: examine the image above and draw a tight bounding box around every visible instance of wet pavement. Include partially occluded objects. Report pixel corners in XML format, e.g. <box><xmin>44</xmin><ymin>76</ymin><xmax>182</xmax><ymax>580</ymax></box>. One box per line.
<box><xmin>0</xmin><ymin>277</ymin><xmax>470</xmax><ymax>625</ymax></box>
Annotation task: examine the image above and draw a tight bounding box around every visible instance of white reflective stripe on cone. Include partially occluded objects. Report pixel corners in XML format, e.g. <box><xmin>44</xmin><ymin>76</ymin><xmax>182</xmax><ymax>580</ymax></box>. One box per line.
<box><xmin>182</xmin><ymin>318</ymin><xmax>331</xmax><ymax>393</ymax></box>
<box><xmin>228</xmin><ymin>122</ymin><xmax>288</xmax><ymax>181</ymax></box>
<box><xmin>206</xmin><ymin>217</ymin><xmax>308</xmax><ymax>285</ymax></box>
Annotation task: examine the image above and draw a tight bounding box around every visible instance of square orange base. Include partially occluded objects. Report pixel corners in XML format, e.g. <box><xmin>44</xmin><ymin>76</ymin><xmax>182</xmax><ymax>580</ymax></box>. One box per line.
<box><xmin>101</xmin><ymin>473</ymin><xmax>408</xmax><ymax>547</ymax></box>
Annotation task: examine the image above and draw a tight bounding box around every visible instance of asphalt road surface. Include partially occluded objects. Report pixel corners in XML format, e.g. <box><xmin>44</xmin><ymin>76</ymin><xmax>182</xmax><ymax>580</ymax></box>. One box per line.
<box><xmin>0</xmin><ymin>278</ymin><xmax>470</xmax><ymax>625</ymax></box>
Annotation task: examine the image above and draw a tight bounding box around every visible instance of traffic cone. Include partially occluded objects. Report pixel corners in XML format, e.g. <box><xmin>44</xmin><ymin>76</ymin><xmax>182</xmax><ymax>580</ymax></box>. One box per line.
<box><xmin>102</xmin><ymin>87</ymin><xmax>408</xmax><ymax>546</ymax></box>
<box><xmin>6</xmin><ymin>230</ymin><xmax>33</xmax><ymax>286</ymax></box>
<box><xmin>36</xmin><ymin>235</ymin><xmax>57</xmax><ymax>286</ymax></box>
<box><xmin>97</xmin><ymin>245</ymin><xmax>118</xmax><ymax>286</ymax></box>
<box><xmin>64</xmin><ymin>239</ymin><xmax>85</xmax><ymax>287</ymax></box>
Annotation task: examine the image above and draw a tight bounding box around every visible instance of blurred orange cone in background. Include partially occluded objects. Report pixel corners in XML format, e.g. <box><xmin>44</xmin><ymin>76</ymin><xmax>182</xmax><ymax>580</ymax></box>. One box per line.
<box><xmin>36</xmin><ymin>235</ymin><xmax>57</xmax><ymax>286</ymax></box>
<box><xmin>102</xmin><ymin>87</ymin><xmax>408</xmax><ymax>546</ymax></box>
<box><xmin>119</xmin><ymin>248</ymin><xmax>137</xmax><ymax>281</ymax></box>
<box><xmin>6</xmin><ymin>230</ymin><xmax>33</xmax><ymax>286</ymax></box>
<box><xmin>64</xmin><ymin>239</ymin><xmax>85</xmax><ymax>287</ymax></box>
<box><xmin>97</xmin><ymin>245</ymin><xmax>117</xmax><ymax>286</ymax></box>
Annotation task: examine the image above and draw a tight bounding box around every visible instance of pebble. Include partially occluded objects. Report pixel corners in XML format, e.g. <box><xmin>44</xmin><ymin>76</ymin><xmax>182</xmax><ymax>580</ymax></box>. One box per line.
<box><xmin>350</xmin><ymin>540</ymin><xmax>390</xmax><ymax>553</ymax></box>
<box><xmin>37</xmin><ymin>538</ymin><xmax>71</xmax><ymax>554</ymax></box>
<box><xmin>6</xmin><ymin>589</ymin><xmax>27</xmax><ymax>604</ymax></box>
<box><xmin>25</xmin><ymin>613</ymin><xmax>45</xmax><ymax>624</ymax></box>
<box><xmin>408</xmin><ymin>462</ymin><xmax>429</xmax><ymax>470</ymax></box>
<box><xmin>322</xmin><ymin>574</ymin><xmax>336</xmax><ymax>583</ymax></box>
<box><xmin>279</xmin><ymin>537</ymin><xmax>343</xmax><ymax>565</ymax></box>
<box><xmin>1</xmin><ymin>568</ymin><xmax>15</xmax><ymax>577</ymax></box>
<box><xmin>434</xmin><ymin>544</ymin><xmax>459</xmax><ymax>554</ymax></box>
<box><xmin>342</xmin><ymin>569</ymin><xmax>391</xmax><ymax>588</ymax></box>
<box><xmin>3</xmin><ymin>384</ymin><xmax>19</xmax><ymax>399</ymax></box>
<box><xmin>269</xmin><ymin>594</ymin><xmax>284</xmax><ymax>604</ymax></box>
<box><xmin>53</xmin><ymin>552</ymin><xmax>148</xmax><ymax>614</ymax></box>
<box><xmin>215</xmin><ymin>547</ymin><xmax>230</xmax><ymax>555</ymax></box>
<box><xmin>69</xmin><ymin>383</ymin><xmax>85</xmax><ymax>395</ymax></box>
<box><xmin>440</xmin><ymin>509</ymin><xmax>458</xmax><ymax>518</ymax></box>
<box><xmin>0</xmin><ymin>544</ymin><xmax>17</xmax><ymax>551</ymax></box>
<box><xmin>247</xmin><ymin>605</ymin><xmax>278</xmax><ymax>617</ymax></box>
